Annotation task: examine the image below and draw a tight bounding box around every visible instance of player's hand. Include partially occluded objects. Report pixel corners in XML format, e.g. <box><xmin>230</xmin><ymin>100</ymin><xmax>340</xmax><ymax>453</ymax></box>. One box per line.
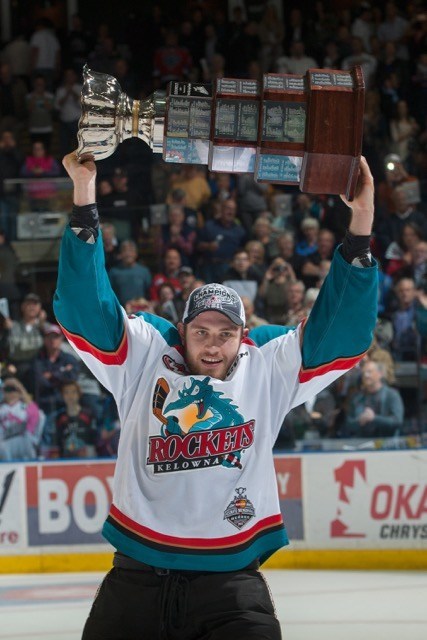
<box><xmin>341</xmin><ymin>156</ymin><xmax>375</xmax><ymax>236</ymax></box>
<box><xmin>63</xmin><ymin>151</ymin><xmax>96</xmax><ymax>186</ymax></box>
<box><xmin>63</xmin><ymin>151</ymin><xmax>96</xmax><ymax>206</ymax></box>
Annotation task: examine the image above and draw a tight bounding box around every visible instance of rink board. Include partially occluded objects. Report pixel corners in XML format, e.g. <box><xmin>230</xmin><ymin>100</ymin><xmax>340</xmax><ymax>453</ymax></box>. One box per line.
<box><xmin>1</xmin><ymin>451</ymin><xmax>426</xmax><ymax>572</ymax></box>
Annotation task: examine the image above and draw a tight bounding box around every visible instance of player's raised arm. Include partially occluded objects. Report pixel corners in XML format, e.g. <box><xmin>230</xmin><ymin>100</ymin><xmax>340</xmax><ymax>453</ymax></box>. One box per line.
<box><xmin>297</xmin><ymin>155</ymin><xmax>377</xmax><ymax>398</ymax></box>
<box><xmin>53</xmin><ymin>152</ymin><xmax>152</xmax><ymax>396</ymax></box>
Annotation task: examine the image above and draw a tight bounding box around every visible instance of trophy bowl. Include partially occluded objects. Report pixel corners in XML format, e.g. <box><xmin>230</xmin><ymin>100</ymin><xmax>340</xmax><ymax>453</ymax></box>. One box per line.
<box><xmin>77</xmin><ymin>65</ymin><xmax>166</xmax><ymax>161</ymax></box>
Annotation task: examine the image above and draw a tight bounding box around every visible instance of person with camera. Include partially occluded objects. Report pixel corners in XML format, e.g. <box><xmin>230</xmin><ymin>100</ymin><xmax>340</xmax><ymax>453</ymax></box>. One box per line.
<box><xmin>0</xmin><ymin>376</ymin><xmax>44</xmax><ymax>461</ymax></box>
<box><xmin>258</xmin><ymin>257</ymin><xmax>296</xmax><ymax>324</ymax></box>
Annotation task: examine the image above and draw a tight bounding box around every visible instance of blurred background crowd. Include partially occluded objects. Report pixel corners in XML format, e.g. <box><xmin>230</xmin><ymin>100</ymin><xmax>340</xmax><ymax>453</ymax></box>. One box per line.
<box><xmin>0</xmin><ymin>0</ymin><xmax>427</xmax><ymax>461</ymax></box>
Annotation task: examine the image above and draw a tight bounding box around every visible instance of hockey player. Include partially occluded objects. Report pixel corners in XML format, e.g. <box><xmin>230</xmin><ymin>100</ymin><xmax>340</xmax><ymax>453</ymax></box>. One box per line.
<box><xmin>55</xmin><ymin>152</ymin><xmax>377</xmax><ymax>639</ymax></box>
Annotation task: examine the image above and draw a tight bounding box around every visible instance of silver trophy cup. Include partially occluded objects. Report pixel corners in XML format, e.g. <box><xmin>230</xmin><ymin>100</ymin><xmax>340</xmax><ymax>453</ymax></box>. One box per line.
<box><xmin>77</xmin><ymin>65</ymin><xmax>166</xmax><ymax>161</ymax></box>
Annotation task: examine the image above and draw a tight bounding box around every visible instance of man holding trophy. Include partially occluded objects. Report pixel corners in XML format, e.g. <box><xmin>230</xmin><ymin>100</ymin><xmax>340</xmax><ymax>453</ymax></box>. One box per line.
<box><xmin>54</xmin><ymin>66</ymin><xmax>378</xmax><ymax>639</ymax></box>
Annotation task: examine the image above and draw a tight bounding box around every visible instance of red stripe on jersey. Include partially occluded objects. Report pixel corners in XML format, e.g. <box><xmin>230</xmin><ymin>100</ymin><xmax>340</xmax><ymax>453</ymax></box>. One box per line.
<box><xmin>299</xmin><ymin>352</ymin><xmax>365</xmax><ymax>383</ymax></box>
<box><xmin>109</xmin><ymin>504</ymin><xmax>283</xmax><ymax>550</ymax></box>
<box><xmin>60</xmin><ymin>324</ymin><xmax>128</xmax><ymax>365</ymax></box>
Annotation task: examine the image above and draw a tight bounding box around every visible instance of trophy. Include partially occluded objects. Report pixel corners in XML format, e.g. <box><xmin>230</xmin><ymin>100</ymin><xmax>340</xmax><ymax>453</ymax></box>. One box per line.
<box><xmin>78</xmin><ymin>65</ymin><xmax>364</xmax><ymax>199</ymax></box>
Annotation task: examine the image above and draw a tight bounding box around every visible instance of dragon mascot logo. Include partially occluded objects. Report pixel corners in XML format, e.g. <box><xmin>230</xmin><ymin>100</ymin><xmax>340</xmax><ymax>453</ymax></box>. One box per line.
<box><xmin>147</xmin><ymin>377</ymin><xmax>255</xmax><ymax>473</ymax></box>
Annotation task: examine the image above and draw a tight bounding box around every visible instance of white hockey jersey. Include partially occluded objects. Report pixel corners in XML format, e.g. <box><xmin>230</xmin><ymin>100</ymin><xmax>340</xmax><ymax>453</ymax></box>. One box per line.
<box><xmin>54</xmin><ymin>224</ymin><xmax>378</xmax><ymax>571</ymax></box>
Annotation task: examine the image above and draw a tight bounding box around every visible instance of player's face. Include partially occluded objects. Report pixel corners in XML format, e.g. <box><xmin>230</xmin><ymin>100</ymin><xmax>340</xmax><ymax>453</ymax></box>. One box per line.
<box><xmin>179</xmin><ymin>311</ymin><xmax>248</xmax><ymax>380</ymax></box>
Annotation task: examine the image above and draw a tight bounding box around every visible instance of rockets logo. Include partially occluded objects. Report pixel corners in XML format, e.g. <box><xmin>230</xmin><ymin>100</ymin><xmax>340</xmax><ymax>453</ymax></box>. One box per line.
<box><xmin>148</xmin><ymin>377</ymin><xmax>255</xmax><ymax>473</ymax></box>
<box><xmin>330</xmin><ymin>460</ymin><xmax>367</xmax><ymax>538</ymax></box>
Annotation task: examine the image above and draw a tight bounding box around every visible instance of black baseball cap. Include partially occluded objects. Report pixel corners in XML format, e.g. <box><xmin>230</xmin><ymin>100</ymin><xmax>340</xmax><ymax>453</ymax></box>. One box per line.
<box><xmin>183</xmin><ymin>283</ymin><xmax>245</xmax><ymax>326</ymax></box>
<box><xmin>23</xmin><ymin>293</ymin><xmax>41</xmax><ymax>303</ymax></box>
<box><xmin>178</xmin><ymin>266</ymin><xmax>194</xmax><ymax>276</ymax></box>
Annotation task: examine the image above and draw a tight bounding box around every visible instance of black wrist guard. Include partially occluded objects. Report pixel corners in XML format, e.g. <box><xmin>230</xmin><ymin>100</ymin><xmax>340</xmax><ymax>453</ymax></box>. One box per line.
<box><xmin>341</xmin><ymin>231</ymin><xmax>372</xmax><ymax>267</ymax></box>
<box><xmin>69</xmin><ymin>203</ymin><xmax>99</xmax><ymax>242</ymax></box>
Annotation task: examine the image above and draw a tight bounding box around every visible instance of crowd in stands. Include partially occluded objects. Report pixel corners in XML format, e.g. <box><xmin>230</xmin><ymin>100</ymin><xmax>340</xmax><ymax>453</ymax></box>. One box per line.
<box><xmin>0</xmin><ymin>1</ymin><xmax>427</xmax><ymax>460</ymax></box>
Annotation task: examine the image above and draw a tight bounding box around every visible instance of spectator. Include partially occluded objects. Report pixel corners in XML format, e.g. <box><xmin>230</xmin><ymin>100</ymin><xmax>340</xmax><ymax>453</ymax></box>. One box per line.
<box><xmin>295</xmin><ymin>217</ymin><xmax>320</xmax><ymax>257</ymax></box>
<box><xmin>281</xmin><ymin>387</ymin><xmax>337</xmax><ymax>442</ymax></box>
<box><xmin>108</xmin><ymin>240</ymin><xmax>152</xmax><ymax>306</ymax></box>
<box><xmin>150</xmin><ymin>248</ymin><xmax>182</xmax><ymax>301</ymax></box>
<box><xmin>54</xmin><ymin>68</ymin><xmax>82</xmax><ymax>157</ymax></box>
<box><xmin>225</xmin><ymin>7</ymin><xmax>259</xmax><ymax>77</ymax></box>
<box><xmin>375</xmin><ymin>41</ymin><xmax>411</xmax><ymax>97</ymax></box>
<box><xmin>236</xmin><ymin>174</ymin><xmax>269</xmax><ymax>233</ymax></box>
<box><xmin>411</xmin><ymin>241</ymin><xmax>427</xmax><ymax>291</ymax></box>
<box><xmin>343</xmin><ymin>360</ymin><xmax>404</xmax><ymax>437</ymax></box>
<box><xmin>97</xmin><ymin>167</ymin><xmax>143</xmax><ymax>236</ymax></box>
<box><xmin>167</xmin><ymin>166</ymin><xmax>211</xmax><ymax>212</ymax></box>
<box><xmin>223</xmin><ymin>248</ymin><xmax>263</xmax><ymax>297</ymax></box>
<box><xmin>88</xmin><ymin>34</ymin><xmax>118</xmax><ymax>77</ymax></box>
<box><xmin>377</xmin><ymin>2</ymin><xmax>409</xmax><ymax>60</ymax></box>
<box><xmin>0</xmin><ymin>229</ymin><xmax>20</xmax><ymax>318</ymax></box>
<box><xmin>1</xmin><ymin>34</ymin><xmax>31</xmax><ymax>86</ymax></box>
<box><xmin>0</xmin><ymin>62</ymin><xmax>27</xmax><ymax>137</ymax></box>
<box><xmin>96</xmin><ymin>391</ymin><xmax>120</xmax><ymax>457</ymax></box>
<box><xmin>112</xmin><ymin>57</ymin><xmax>138</xmax><ymax>97</ymax></box>
<box><xmin>376</xmin><ymin>152</ymin><xmax>420</xmax><ymax>211</ymax></box>
<box><xmin>7</xmin><ymin>293</ymin><xmax>46</xmax><ymax>388</ymax></box>
<box><xmin>367</xmin><ymin>337</ymin><xmax>397</xmax><ymax>386</ymax></box>
<box><xmin>0</xmin><ymin>130</ymin><xmax>23</xmax><ymax>240</ymax></box>
<box><xmin>285</xmin><ymin>8</ymin><xmax>310</xmax><ymax>51</ymax></box>
<box><xmin>276</xmin><ymin>40</ymin><xmax>318</xmax><ymax>75</ymax></box>
<box><xmin>170</xmin><ymin>266</ymin><xmax>199</xmax><ymax>323</ymax></box>
<box><xmin>101</xmin><ymin>222</ymin><xmax>120</xmax><ymax>270</ymax></box>
<box><xmin>376</xmin><ymin>185</ymin><xmax>427</xmax><ymax>253</ymax></box>
<box><xmin>288</xmin><ymin>193</ymin><xmax>323</xmax><ymax>230</ymax></box>
<box><xmin>26</xmin><ymin>75</ymin><xmax>55</xmax><ymax>150</ymax></box>
<box><xmin>167</xmin><ymin>187</ymin><xmax>198</xmax><ymax>229</ymax></box>
<box><xmin>258</xmin><ymin>3</ymin><xmax>284</xmax><ymax>72</ymax></box>
<box><xmin>154</xmin><ymin>282</ymin><xmax>181</xmax><ymax>325</ymax></box>
<box><xmin>322</xmin><ymin>40</ymin><xmax>342</xmax><ymax>68</ymax></box>
<box><xmin>389</xmin><ymin>99</ymin><xmax>420</xmax><ymax>163</ymax></box>
<box><xmin>301</xmin><ymin>228</ymin><xmax>336</xmax><ymax>289</ymax></box>
<box><xmin>29</xmin><ymin>18</ymin><xmax>61</xmax><ymax>90</ymax></box>
<box><xmin>208</xmin><ymin>172</ymin><xmax>236</xmax><ymax>205</ymax></box>
<box><xmin>53</xmin><ymin>381</ymin><xmax>97</xmax><ymax>459</ymax></box>
<box><xmin>34</xmin><ymin>322</ymin><xmax>79</xmax><ymax>417</ymax></box>
<box><xmin>64</xmin><ymin>14</ymin><xmax>93</xmax><ymax>74</ymax></box>
<box><xmin>20</xmin><ymin>140</ymin><xmax>61</xmax><ymax>210</ymax></box>
<box><xmin>0</xmin><ymin>376</ymin><xmax>43</xmax><ymax>461</ymax></box>
<box><xmin>341</xmin><ymin>36</ymin><xmax>377</xmax><ymax>89</ymax></box>
<box><xmin>258</xmin><ymin>258</ymin><xmax>296</xmax><ymax>324</ymax></box>
<box><xmin>125</xmin><ymin>297</ymin><xmax>153</xmax><ymax>315</ymax></box>
<box><xmin>389</xmin><ymin>277</ymin><xmax>425</xmax><ymax>361</ymax></box>
<box><xmin>153</xmin><ymin>29</ymin><xmax>192</xmax><ymax>85</ymax></box>
<box><xmin>197</xmin><ymin>198</ymin><xmax>246</xmax><ymax>282</ymax></box>
<box><xmin>384</xmin><ymin>222</ymin><xmax>425</xmax><ymax>277</ymax></box>
<box><xmin>284</xmin><ymin>280</ymin><xmax>307</xmax><ymax>326</ymax></box>
<box><xmin>351</xmin><ymin>3</ymin><xmax>375</xmax><ymax>52</ymax></box>
<box><xmin>159</xmin><ymin>204</ymin><xmax>197</xmax><ymax>264</ymax></box>
<box><xmin>275</xmin><ymin>232</ymin><xmax>304</xmax><ymax>278</ymax></box>
<box><xmin>241</xmin><ymin>296</ymin><xmax>267</xmax><ymax>330</ymax></box>
<box><xmin>302</xmin><ymin>288</ymin><xmax>320</xmax><ymax>317</ymax></box>
<box><xmin>245</xmin><ymin>239</ymin><xmax>267</xmax><ymax>274</ymax></box>
<box><xmin>251</xmin><ymin>216</ymin><xmax>279</xmax><ymax>263</ymax></box>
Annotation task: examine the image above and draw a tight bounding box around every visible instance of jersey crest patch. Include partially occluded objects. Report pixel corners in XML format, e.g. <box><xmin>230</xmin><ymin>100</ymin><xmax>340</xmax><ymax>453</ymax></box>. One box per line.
<box><xmin>224</xmin><ymin>487</ymin><xmax>256</xmax><ymax>529</ymax></box>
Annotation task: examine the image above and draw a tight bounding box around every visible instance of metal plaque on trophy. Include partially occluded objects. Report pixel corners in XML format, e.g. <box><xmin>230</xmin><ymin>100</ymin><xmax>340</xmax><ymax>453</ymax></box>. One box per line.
<box><xmin>163</xmin><ymin>81</ymin><xmax>212</xmax><ymax>165</ymax></box>
<box><xmin>78</xmin><ymin>65</ymin><xmax>364</xmax><ymax>198</ymax></box>
<box><xmin>209</xmin><ymin>78</ymin><xmax>260</xmax><ymax>173</ymax></box>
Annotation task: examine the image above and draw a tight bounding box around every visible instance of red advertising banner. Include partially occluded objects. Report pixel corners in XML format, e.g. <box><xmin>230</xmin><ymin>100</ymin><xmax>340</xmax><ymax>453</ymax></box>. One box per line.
<box><xmin>26</xmin><ymin>462</ymin><xmax>115</xmax><ymax>546</ymax></box>
<box><xmin>274</xmin><ymin>456</ymin><xmax>304</xmax><ymax>540</ymax></box>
